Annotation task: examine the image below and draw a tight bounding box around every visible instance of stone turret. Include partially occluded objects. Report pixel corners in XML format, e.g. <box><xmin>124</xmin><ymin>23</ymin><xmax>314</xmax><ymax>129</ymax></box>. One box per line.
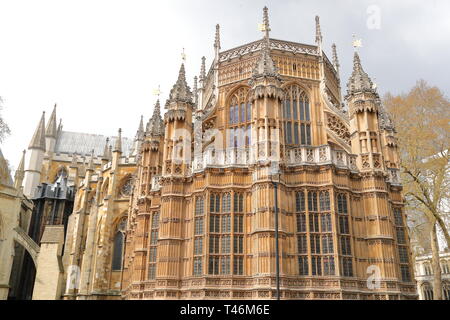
<box><xmin>249</xmin><ymin>7</ymin><xmax>284</xmax><ymax>163</ymax></box>
<box><xmin>346</xmin><ymin>52</ymin><xmax>384</xmax><ymax>171</ymax></box>
<box><xmin>332</xmin><ymin>43</ymin><xmax>340</xmax><ymax>76</ymax></box>
<box><xmin>112</xmin><ymin>128</ymin><xmax>122</xmax><ymax>172</ymax></box>
<box><xmin>23</xmin><ymin>112</ymin><xmax>46</xmax><ymax>197</ymax></box>
<box><xmin>146</xmin><ymin>100</ymin><xmax>164</xmax><ymax>137</ymax></box>
<box><xmin>45</xmin><ymin>104</ymin><xmax>58</xmax><ymax>154</ymax></box>
<box><xmin>163</xmin><ymin>63</ymin><xmax>194</xmax><ymax>176</ymax></box>
<box><xmin>315</xmin><ymin>15</ymin><xmax>323</xmax><ymax>55</ymax></box>
<box><xmin>197</xmin><ymin>56</ymin><xmax>206</xmax><ymax>110</ymax></box>
<box><xmin>102</xmin><ymin>138</ymin><xmax>111</xmax><ymax>162</ymax></box>
<box><xmin>130</xmin><ymin>116</ymin><xmax>144</xmax><ymax>157</ymax></box>
<box><xmin>14</xmin><ymin>150</ymin><xmax>26</xmax><ymax>190</ymax></box>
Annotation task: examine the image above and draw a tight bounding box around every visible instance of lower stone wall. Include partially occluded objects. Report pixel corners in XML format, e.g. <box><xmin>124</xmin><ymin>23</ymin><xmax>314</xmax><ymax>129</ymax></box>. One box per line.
<box><xmin>122</xmin><ymin>276</ymin><xmax>418</xmax><ymax>300</ymax></box>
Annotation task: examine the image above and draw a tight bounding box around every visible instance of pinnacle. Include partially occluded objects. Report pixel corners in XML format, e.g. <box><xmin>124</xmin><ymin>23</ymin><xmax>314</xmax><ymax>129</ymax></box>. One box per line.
<box><xmin>113</xmin><ymin>128</ymin><xmax>122</xmax><ymax>153</ymax></box>
<box><xmin>315</xmin><ymin>15</ymin><xmax>323</xmax><ymax>44</ymax></box>
<box><xmin>214</xmin><ymin>24</ymin><xmax>220</xmax><ymax>50</ymax></box>
<box><xmin>147</xmin><ymin>100</ymin><xmax>164</xmax><ymax>136</ymax></box>
<box><xmin>346</xmin><ymin>52</ymin><xmax>376</xmax><ymax>96</ymax></box>
<box><xmin>29</xmin><ymin>112</ymin><xmax>46</xmax><ymax>151</ymax></box>
<box><xmin>45</xmin><ymin>104</ymin><xmax>58</xmax><ymax>138</ymax></box>
<box><xmin>167</xmin><ymin>63</ymin><xmax>193</xmax><ymax>105</ymax></box>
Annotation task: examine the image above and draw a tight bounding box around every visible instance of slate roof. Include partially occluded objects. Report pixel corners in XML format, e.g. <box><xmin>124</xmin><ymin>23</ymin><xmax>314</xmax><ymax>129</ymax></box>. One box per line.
<box><xmin>54</xmin><ymin>131</ymin><xmax>133</xmax><ymax>157</ymax></box>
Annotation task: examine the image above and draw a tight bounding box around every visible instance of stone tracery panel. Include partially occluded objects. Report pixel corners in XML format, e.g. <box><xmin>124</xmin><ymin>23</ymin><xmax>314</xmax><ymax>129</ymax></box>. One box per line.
<box><xmin>326</xmin><ymin>112</ymin><xmax>350</xmax><ymax>144</ymax></box>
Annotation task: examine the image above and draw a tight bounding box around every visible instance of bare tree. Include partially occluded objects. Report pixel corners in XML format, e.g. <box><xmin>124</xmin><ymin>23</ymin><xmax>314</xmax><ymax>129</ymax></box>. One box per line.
<box><xmin>0</xmin><ymin>96</ymin><xmax>11</xmax><ymax>143</ymax></box>
<box><xmin>384</xmin><ymin>80</ymin><xmax>450</xmax><ymax>300</ymax></box>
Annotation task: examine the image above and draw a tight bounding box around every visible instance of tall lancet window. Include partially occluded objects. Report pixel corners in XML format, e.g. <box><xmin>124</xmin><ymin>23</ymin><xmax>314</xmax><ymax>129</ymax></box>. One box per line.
<box><xmin>112</xmin><ymin>217</ymin><xmax>127</xmax><ymax>271</ymax></box>
<box><xmin>283</xmin><ymin>85</ymin><xmax>311</xmax><ymax>146</ymax></box>
<box><xmin>228</xmin><ymin>87</ymin><xmax>252</xmax><ymax>150</ymax></box>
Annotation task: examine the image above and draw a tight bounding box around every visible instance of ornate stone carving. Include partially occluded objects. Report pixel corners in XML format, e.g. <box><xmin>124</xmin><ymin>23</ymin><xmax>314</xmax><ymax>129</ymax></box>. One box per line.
<box><xmin>326</xmin><ymin>113</ymin><xmax>350</xmax><ymax>144</ymax></box>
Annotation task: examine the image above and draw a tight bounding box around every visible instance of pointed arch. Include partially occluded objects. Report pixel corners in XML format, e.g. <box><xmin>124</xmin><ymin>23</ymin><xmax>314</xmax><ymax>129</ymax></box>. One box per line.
<box><xmin>281</xmin><ymin>83</ymin><xmax>312</xmax><ymax>146</ymax></box>
<box><xmin>226</xmin><ymin>86</ymin><xmax>252</xmax><ymax>150</ymax></box>
<box><xmin>111</xmin><ymin>215</ymin><xmax>127</xmax><ymax>271</ymax></box>
<box><xmin>52</xmin><ymin>165</ymin><xmax>68</xmax><ymax>183</ymax></box>
<box><xmin>101</xmin><ymin>177</ymin><xmax>109</xmax><ymax>200</ymax></box>
<box><xmin>421</xmin><ymin>282</ymin><xmax>434</xmax><ymax>300</ymax></box>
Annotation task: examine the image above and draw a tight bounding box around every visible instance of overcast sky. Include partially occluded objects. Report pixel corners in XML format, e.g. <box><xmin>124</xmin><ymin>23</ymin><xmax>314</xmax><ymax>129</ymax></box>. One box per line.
<box><xmin>0</xmin><ymin>0</ymin><xmax>449</xmax><ymax>170</ymax></box>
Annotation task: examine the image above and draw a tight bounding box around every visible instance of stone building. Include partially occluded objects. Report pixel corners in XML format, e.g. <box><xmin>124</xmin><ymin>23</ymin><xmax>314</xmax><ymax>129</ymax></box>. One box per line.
<box><xmin>121</xmin><ymin>8</ymin><xmax>417</xmax><ymax>300</ymax></box>
<box><xmin>9</xmin><ymin>103</ymin><xmax>138</xmax><ymax>299</ymax></box>
<box><xmin>414</xmin><ymin>250</ymin><xmax>450</xmax><ymax>300</ymax></box>
<box><xmin>12</xmin><ymin>7</ymin><xmax>418</xmax><ymax>300</ymax></box>
<box><xmin>0</xmin><ymin>148</ymin><xmax>35</xmax><ymax>300</ymax></box>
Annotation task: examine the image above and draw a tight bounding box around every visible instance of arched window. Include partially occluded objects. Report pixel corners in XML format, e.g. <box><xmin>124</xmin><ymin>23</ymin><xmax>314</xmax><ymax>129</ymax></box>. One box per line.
<box><xmin>222</xmin><ymin>193</ymin><xmax>231</xmax><ymax>213</ymax></box>
<box><xmin>441</xmin><ymin>260</ymin><xmax>450</xmax><ymax>274</ymax></box>
<box><xmin>148</xmin><ymin>211</ymin><xmax>160</xmax><ymax>279</ymax></box>
<box><xmin>233</xmin><ymin>193</ymin><xmax>244</xmax><ymax>213</ymax></box>
<box><xmin>101</xmin><ymin>178</ymin><xmax>109</xmax><ymax>200</ymax></box>
<box><xmin>337</xmin><ymin>194</ymin><xmax>348</xmax><ymax>214</ymax></box>
<box><xmin>422</xmin><ymin>283</ymin><xmax>434</xmax><ymax>300</ymax></box>
<box><xmin>195</xmin><ymin>196</ymin><xmax>204</xmax><ymax>216</ymax></box>
<box><xmin>228</xmin><ymin>87</ymin><xmax>252</xmax><ymax>149</ymax></box>
<box><xmin>112</xmin><ymin>217</ymin><xmax>127</xmax><ymax>271</ymax></box>
<box><xmin>424</xmin><ymin>263</ymin><xmax>432</xmax><ymax>276</ymax></box>
<box><xmin>444</xmin><ymin>282</ymin><xmax>450</xmax><ymax>300</ymax></box>
<box><xmin>295</xmin><ymin>191</ymin><xmax>305</xmax><ymax>212</ymax></box>
<box><xmin>54</xmin><ymin>166</ymin><xmax>68</xmax><ymax>183</ymax></box>
<box><xmin>319</xmin><ymin>191</ymin><xmax>330</xmax><ymax>211</ymax></box>
<box><xmin>283</xmin><ymin>85</ymin><xmax>311</xmax><ymax>146</ymax></box>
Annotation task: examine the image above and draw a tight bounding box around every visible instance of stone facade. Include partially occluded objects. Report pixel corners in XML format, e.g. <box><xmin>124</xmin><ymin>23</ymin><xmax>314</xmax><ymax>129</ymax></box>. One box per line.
<box><xmin>10</xmin><ymin>7</ymin><xmax>418</xmax><ymax>300</ymax></box>
<box><xmin>414</xmin><ymin>250</ymin><xmax>450</xmax><ymax>300</ymax></box>
<box><xmin>121</xmin><ymin>8</ymin><xmax>417</xmax><ymax>300</ymax></box>
<box><xmin>0</xmin><ymin>148</ymin><xmax>35</xmax><ymax>300</ymax></box>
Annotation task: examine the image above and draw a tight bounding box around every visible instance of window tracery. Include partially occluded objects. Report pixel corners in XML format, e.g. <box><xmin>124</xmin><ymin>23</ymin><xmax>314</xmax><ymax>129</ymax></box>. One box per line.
<box><xmin>228</xmin><ymin>87</ymin><xmax>252</xmax><ymax>149</ymax></box>
<box><xmin>112</xmin><ymin>216</ymin><xmax>127</xmax><ymax>271</ymax></box>
<box><xmin>283</xmin><ymin>84</ymin><xmax>311</xmax><ymax>146</ymax></box>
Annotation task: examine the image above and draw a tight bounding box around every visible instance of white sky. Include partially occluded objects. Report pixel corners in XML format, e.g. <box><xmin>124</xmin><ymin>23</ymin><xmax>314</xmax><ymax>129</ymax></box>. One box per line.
<box><xmin>1</xmin><ymin>0</ymin><xmax>449</xmax><ymax>170</ymax></box>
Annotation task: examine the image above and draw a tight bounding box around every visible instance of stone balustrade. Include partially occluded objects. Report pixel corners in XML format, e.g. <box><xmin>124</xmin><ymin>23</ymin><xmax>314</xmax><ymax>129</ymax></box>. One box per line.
<box><xmin>191</xmin><ymin>145</ymin><xmax>359</xmax><ymax>172</ymax></box>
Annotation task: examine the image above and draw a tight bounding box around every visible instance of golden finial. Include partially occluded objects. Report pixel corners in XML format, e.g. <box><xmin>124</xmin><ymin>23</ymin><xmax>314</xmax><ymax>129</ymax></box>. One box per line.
<box><xmin>152</xmin><ymin>85</ymin><xmax>162</xmax><ymax>98</ymax></box>
<box><xmin>181</xmin><ymin>48</ymin><xmax>186</xmax><ymax>63</ymax></box>
<box><xmin>352</xmin><ymin>34</ymin><xmax>363</xmax><ymax>51</ymax></box>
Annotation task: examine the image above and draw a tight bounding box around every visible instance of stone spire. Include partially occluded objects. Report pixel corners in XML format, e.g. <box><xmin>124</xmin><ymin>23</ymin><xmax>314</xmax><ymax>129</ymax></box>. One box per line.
<box><xmin>102</xmin><ymin>138</ymin><xmax>111</xmax><ymax>161</ymax></box>
<box><xmin>199</xmin><ymin>56</ymin><xmax>206</xmax><ymax>83</ymax></box>
<box><xmin>166</xmin><ymin>63</ymin><xmax>193</xmax><ymax>105</ymax></box>
<box><xmin>332</xmin><ymin>43</ymin><xmax>340</xmax><ymax>74</ymax></box>
<box><xmin>315</xmin><ymin>16</ymin><xmax>323</xmax><ymax>45</ymax></box>
<box><xmin>87</xmin><ymin>150</ymin><xmax>95</xmax><ymax>171</ymax></box>
<box><xmin>130</xmin><ymin>116</ymin><xmax>144</xmax><ymax>156</ymax></box>
<box><xmin>45</xmin><ymin>104</ymin><xmax>57</xmax><ymax>138</ymax></box>
<box><xmin>78</xmin><ymin>156</ymin><xmax>86</xmax><ymax>177</ymax></box>
<box><xmin>262</xmin><ymin>6</ymin><xmax>271</xmax><ymax>41</ymax></box>
<box><xmin>214</xmin><ymin>24</ymin><xmax>221</xmax><ymax>51</ymax></box>
<box><xmin>252</xmin><ymin>7</ymin><xmax>278</xmax><ymax>79</ymax></box>
<box><xmin>113</xmin><ymin>128</ymin><xmax>122</xmax><ymax>153</ymax></box>
<box><xmin>14</xmin><ymin>150</ymin><xmax>26</xmax><ymax>189</ymax></box>
<box><xmin>147</xmin><ymin>100</ymin><xmax>164</xmax><ymax>136</ymax></box>
<box><xmin>193</xmin><ymin>76</ymin><xmax>198</xmax><ymax>106</ymax></box>
<box><xmin>136</xmin><ymin>115</ymin><xmax>144</xmax><ymax>140</ymax></box>
<box><xmin>346</xmin><ymin>52</ymin><xmax>376</xmax><ymax>97</ymax></box>
<box><xmin>29</xmin><ymin>112</ymin><xmax>46</xmax><ymax>151</ymax></box>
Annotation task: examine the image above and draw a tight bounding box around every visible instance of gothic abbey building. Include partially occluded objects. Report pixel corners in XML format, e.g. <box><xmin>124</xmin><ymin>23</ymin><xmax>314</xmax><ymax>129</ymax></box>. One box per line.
<box><xmin>12</xmin><ymin>7</ymin><xmax>417</xmax><ymax>300</ymax></box>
